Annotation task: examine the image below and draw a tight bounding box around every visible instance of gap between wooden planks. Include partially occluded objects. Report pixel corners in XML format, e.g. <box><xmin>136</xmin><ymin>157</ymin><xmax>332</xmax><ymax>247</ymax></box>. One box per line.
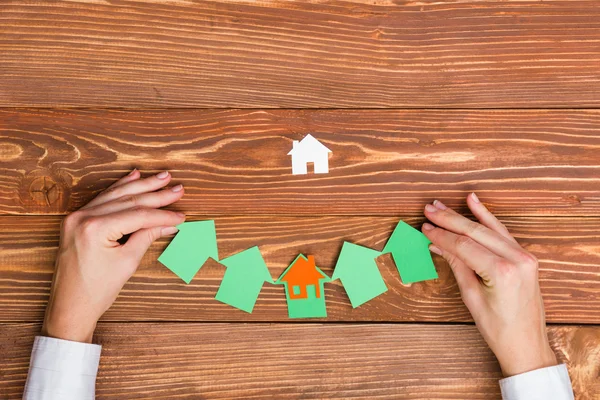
<box><xmin>1</xmin><ymin>215</ymin><xmax>598</xmax><ymax>323</ymax></box>
<box><xmin>2</xmin><ymin>109</ymin><xmax>600</xmax><ymax>216</ymax></box>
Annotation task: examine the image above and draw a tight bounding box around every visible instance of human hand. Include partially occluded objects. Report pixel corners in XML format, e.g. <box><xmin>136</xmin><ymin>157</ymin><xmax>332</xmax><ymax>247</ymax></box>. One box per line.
<box><xmin>42</xmin><ymin>170</ymin><xmax>186</xmax><ymax>343</ymax></box>
<box><xmin>422</xmin><ymin>193</ymin><xmax>558</xmax><ymax>377</ymax></box>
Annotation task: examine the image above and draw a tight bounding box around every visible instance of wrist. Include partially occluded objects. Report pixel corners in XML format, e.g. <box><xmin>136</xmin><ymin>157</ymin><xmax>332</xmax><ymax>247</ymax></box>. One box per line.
<box><xmin>499</xmin><ymin>343</ymin><xmax>558</xmax><ymax>377</ymax></box>
<box><xmin>42</xmin><ymin>309</ymin><xmax>97</xmax><ymax>344</ymax></box>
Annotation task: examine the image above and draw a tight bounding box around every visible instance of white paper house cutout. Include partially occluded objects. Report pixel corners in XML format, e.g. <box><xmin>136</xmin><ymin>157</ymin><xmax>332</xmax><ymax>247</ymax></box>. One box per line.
<box><xmin>288</xmin><ymin>134</ymin><xmax>332</xmax><ymax>175</ymax></box>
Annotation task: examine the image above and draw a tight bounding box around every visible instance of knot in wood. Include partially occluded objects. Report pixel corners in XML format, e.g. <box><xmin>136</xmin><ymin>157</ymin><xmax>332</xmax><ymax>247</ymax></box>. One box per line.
<box><xmin>29</xmin><ymin>176</ymin><xmax>60</xmax><ymax>206</ymax></box>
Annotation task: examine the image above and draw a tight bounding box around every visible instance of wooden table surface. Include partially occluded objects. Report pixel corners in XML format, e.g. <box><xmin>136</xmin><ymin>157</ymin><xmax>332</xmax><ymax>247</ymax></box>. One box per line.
<box><xmin>1</xmin><ymin>1</ymin><xmax>599</xmax><ymax>399</ymax></box>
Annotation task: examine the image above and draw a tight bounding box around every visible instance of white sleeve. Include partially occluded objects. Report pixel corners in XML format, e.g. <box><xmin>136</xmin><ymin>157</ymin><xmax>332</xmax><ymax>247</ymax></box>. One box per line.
<box><xmin>499</xmin><ymin>363</ymin><xmax>574</xmax><ymax>400</ymax></box>
<box><xmin>23</xmin><ymin>336</ymin><xmax>101</xmax><ymax>400</ymax></box>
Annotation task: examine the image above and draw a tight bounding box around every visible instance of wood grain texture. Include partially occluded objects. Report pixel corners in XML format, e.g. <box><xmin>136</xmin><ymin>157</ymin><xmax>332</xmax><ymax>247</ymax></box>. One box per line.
<box><xmin>1</xmin><ymin>215</ymin><xmax>598</xmax><ymax>323</ymax></box>
<box><xmin>1</xmin><ymin>323</ymin><xmax>599</xmax><ymax>399</ymax></box>
<box><xmin>2</xmin><ymin>109</ymin><xmax>600</xmax><ymax>216</ymax></box>
<box><xmin>1</xmin><ymin>1</ymin><xmax>600</xmax><ymax>108</ymax></box>
<box><xmin>2</xmin><ymin>1</ymin><xmax>599</xmax><ymax>398</ymax></box>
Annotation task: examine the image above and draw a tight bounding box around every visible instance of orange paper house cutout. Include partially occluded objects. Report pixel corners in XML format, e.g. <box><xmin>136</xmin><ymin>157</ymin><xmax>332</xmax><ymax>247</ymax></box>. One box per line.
<box><xmin>278</xmin><ymin>255</ymin><xmax>326</xmax><ymax>300</ymax></box>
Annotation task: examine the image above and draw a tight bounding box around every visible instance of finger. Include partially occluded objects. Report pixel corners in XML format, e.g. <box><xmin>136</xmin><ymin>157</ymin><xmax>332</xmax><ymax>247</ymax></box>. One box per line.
<box><xmin>109</xmin><ymin>168</ymin><xmax>140</xmax><ymax>189</ymax></box>
<box><xmin>85</xmin><ymin>171</ymin><xmax>172</xmax><ymax>209</ymax></box>
<box><xmin>94</xmin><ymin>208</ymin><xmax>185</xmax><ymax>241</ymax></box>
<box><xmin>123</xmin><ymin>225</ymin><xmax>179</xmax><ymax>264</ymax></box>
<box><xmin>81</xmin><ymin>185</ymin><xmax>184</xmax><ymax>217</ymax></box>
<box><xmin>466</xmin><ymin>193</ymin><xmax>518</xmax><ymax>244</ymax></box>
<box><xmin>91</xmin><ymin>171</ymin><xmax>172</xmax><ymax>208</ymax></box>
<box><xmin>80</xmin><ymin>169</ymin><xmax>140</xmax><ymax>210</ymax></box>
<box><xmin>426</xmin><ymin>234</ymin><xmax>481</xmax><ymax>294</ymax></box>
<box><xmin>434</xmin><ymin>198</ymin><xmax>516</xmax><ymax>243</ymax></box>
<box><xmin>424</xmin><ymin>203</ymin><xmax>525</xmax><ymax>263</ymax></box>
<box><xmin>422</xmin><ymin>222</ymin><xmax>500</xmax><ymax>283</ymax></box>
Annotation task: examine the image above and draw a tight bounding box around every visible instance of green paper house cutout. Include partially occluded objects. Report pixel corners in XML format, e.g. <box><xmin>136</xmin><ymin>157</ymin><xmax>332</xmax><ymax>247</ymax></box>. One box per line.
<box><xmin>382</xmin><ymin>221</ymin><xmax>438</xmax><ymax>284</ymax></box>
<box><xmin>158</xmin><ymin>220</ymin><xmax>219</xmax><ymax>284</ymax></box>
<box><xmin>276</xmin><ymin>254</ymin><xmax>330</xmax><ymax>319</ymax></box>
<box><xmin>332</xmin><ymin>242</ymin><xmax>386</xmax><ymax>308</ymax></box>
<box><xmin>215</xmin><ymin>246</ymin><xmax>274</xmax><ymax>313</ymax></box>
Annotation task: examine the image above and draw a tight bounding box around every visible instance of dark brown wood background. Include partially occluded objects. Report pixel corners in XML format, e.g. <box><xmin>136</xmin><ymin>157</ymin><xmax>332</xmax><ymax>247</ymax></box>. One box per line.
<box><xmin>0</xmin><ymin>1</ymin><xmax>599</xmax><ymax>399</ymax></box>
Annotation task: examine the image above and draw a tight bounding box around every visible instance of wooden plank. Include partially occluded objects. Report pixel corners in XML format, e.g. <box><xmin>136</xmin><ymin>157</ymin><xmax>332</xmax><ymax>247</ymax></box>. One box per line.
<box><xmin>1</xmin><ymin>215</ymin><xmax>598</xmax><ymax>323</ymax></box>
<box><xmin>1</xmin><ymin>1</ymin><xmax>600</xmax><ymax>108</ymax></box>
<box><xmin>2</xmin><ymin>322</ymin><xmax>599</xmax><ymax>399</ymax></box>
<box><xmin>2</xmin><ymin>109</ymin><xmax>600</xmax><ymax>216</ymax></box>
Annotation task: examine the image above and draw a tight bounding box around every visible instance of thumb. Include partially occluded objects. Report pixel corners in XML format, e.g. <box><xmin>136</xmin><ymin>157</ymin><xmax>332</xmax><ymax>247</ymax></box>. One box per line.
<box><xmin>125</xmin><ymin>226</ymin><xmax>179</xmax><ymax>263</ymax></box>
<box><xmin>430</xmin><ymin>244</ymin><xmax>481</xmax><ymax>298</ymax></box>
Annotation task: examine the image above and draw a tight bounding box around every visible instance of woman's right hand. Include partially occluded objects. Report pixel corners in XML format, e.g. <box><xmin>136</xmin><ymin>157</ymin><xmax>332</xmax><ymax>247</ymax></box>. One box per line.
<box><xmin>421</xmin><ymin>193</ymin><xmax>558</xmax><ymax>377</ymax></box>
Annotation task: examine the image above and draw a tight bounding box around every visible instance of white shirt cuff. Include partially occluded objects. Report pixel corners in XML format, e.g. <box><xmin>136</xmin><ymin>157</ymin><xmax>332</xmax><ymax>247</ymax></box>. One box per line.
<box><xmin>499</xmin><ymin>363</ymin><xmax>574</xmax><ymax>400</ymax></box>
<box><xmin>23</xmin><ymin>336</ymin><xmax>102</xmax><ymax>400</ymax></box>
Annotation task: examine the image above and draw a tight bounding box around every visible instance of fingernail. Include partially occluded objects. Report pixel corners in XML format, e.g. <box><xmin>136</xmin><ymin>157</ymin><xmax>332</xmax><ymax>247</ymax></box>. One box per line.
<box><xmin>157</xmin><ymin>171</ymin><xmax>169</xmax><ymax>179</ymax></box>
<box><xmin>128</xmin><ymin>168</ymin><xmax>138</xmax><ymax>176</ymax></box>
<box><xmin>161</xmin><ymin>226</ymin><xmax>179</xmax><ymax>236</ymax></box>
<box><xmin>429</xmin><ymin>245</ymin><xmax>443</xmax><ymax>256</ymax></box>
<box><xmin>425</xmin><ymin>204</ymin><xmax>437</xmax><ymax>213</ymax></box>
<box><xmin>433</xmin><ymin>200</ymin><xmax>447</xmax><ymax>210</ymax></box>
<box><xmin>471</xmin><ymin>192</ymin><xmax>480</xmax><ymax>203</ymax></box>
<box><xmin>176</xmin><ymin>212</ymin><xmax>186</xmax><ymax>218</ymax></box>
<box><xmin>422</xmin><ymin>222</ymin><xmax>435</xmax><ymax>231</ymax></box>
<box><xmin>171</xmin><ymin>184</ymin><xmax>183</xmax><ymax>192</ymax></box>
